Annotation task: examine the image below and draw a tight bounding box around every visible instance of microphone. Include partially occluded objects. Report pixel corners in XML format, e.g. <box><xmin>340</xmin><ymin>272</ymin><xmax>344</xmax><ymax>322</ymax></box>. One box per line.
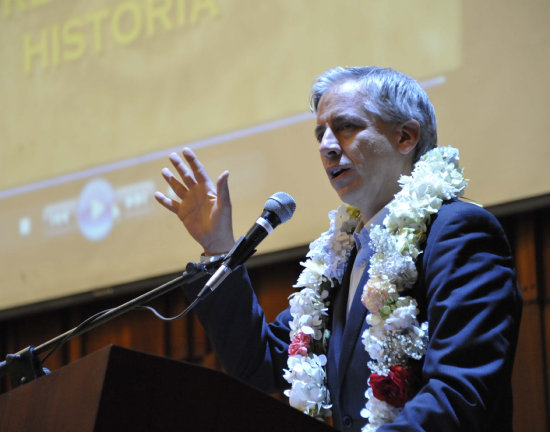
<box><xmin>200</xmin><ymin>192</ymin><xmax>296</xmax><ymax>295</ymax></box>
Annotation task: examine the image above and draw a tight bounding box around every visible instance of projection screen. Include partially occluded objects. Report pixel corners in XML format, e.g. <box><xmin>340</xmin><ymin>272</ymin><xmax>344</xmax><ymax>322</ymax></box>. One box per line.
<box><xmin>1</xmin><ymin>0</ymin><xmax>549</xmax><ymax>313</ymax></box>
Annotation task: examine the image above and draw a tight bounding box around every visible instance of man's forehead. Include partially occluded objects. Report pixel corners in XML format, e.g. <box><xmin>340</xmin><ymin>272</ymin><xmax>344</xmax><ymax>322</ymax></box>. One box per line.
<box><xmin>321</xmin><ymin>79</ymin><xmax>364</xmax><ymax>101</ymax></box>
<box><xmin>317</xmin><ymin>80</ymin><xmax>368</xmax><ymax>119</ymax></box>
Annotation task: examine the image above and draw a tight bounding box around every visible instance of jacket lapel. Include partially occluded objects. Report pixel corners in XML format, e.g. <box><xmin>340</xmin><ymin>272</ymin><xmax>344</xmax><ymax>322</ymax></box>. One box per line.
<box><xmin>336</xmin><ymin>246</ymin><xmax>373</xmax><ymax>382</ymax></box>
<box><xmin>335</xmin><ymin>207</ymin><xmax>387</xmax><ymax>386</ymax></box>
<box><xmin>326</xmin><ymin>248</ymin><xmax>356</xmax><ymax>403</ymax></box>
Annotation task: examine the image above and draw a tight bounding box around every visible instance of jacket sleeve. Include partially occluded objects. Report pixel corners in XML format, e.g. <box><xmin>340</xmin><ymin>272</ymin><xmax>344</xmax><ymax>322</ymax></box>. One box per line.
<box><xmin>378</xmin><ymin>201</ymin><xmax>522</xmax><ymax>431</ymax></box>
<box><xmin>182</xmin><ymin>266</ymin><xmax>292</xmax><ymax>393</ymax></box>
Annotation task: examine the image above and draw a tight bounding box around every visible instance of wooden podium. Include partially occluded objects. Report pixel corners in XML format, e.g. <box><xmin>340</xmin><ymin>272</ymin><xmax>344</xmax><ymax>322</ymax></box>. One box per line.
<box><xmin>0</xmin><ymin>345</ymin><xmax>336</xmax><ymax>431</ymax></box>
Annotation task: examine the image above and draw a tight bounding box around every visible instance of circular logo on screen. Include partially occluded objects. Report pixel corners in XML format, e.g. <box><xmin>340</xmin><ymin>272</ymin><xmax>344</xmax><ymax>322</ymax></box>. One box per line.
<box><xmin>77</xmin><ymin>178</ymin><xmax>116</xmax><ymax>242</ymax></box>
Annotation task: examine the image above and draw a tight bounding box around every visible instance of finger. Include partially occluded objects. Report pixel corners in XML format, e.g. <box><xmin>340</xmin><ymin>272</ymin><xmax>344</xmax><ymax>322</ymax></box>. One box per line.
<box><xmin>182</xmin><ymin>147</ymin><xmax>212</xmax><ymax>184</ymax></box>
<box><xmin>169</xmin><ymin>152</ymin><xmax>198</xmax><ymax>189</ymax></box>
<box><xmin>216</xmin><ymin>170</ymin><xmax>231</xmax><ymax>207</ymax></box>
<box><xmin>161</xmin><ymin>167</ymin><xmax>188</xmax><ymax>198</ymax></box>
<box><xmin>154</xmin><ymin>191</ymin><xmax>178</xmax><ymax>214</ymax></box>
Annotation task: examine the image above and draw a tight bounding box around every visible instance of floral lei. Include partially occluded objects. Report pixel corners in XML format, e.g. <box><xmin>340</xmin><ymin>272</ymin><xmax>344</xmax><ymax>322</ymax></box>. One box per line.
<box><xmin>283</xmin><ymin>146</ymin><xmax>468</xmax><ymax>430</ymax></box>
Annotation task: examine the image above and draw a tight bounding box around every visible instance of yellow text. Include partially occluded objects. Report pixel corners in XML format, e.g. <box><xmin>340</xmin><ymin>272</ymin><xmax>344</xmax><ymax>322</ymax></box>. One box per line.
<box><xmin>22</xmin><ymin>0</ymin><xmax>220</xmax><ymax>73</ymax></box>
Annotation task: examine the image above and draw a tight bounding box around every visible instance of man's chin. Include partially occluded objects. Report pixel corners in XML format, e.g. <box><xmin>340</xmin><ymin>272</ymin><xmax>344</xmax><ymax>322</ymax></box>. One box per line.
<box><xmin>335</xmin><ymin>189</ymin><xmax>362</xmax><ymax>208</ymax></box>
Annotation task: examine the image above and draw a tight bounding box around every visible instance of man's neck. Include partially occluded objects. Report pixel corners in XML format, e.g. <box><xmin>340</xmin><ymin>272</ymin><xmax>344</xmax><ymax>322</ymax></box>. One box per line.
<box><xmin>360</xmin><ymin>203</ymin><xmax>389</xmax><ymax>228</ymax></box>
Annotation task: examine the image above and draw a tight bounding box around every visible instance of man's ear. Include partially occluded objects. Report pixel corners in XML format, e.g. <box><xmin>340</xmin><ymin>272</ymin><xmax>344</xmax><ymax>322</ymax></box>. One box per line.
<box><xmin>397</xmin><ymin>119</ymin><xmax>420</xmax><ymax>155</ymax></box>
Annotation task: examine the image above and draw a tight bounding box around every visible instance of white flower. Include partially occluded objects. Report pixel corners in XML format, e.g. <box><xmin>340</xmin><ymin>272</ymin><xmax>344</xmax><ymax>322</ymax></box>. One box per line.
<box><xmin>288</xmin><ymin>288</ymin><xmax>326</xmax><ymax>340</ymax></box>
<box><xmin>284</xmin><ymin>354</ymin><xmax>331</xmax><ymax>416</ymax></box>
<box><xmin>294</xmin><ymin>259</ymin><xmax>327</xmax><ymax>289</ymax></box>
<box><xmin>362</xmin><ymin>326</ymin><xmax>385</xmax><ymax>363</ymax></box>
<box><xmin>360</xmin><ymin>388</ymin><xmax>401</xmax><ymax>431</ymax></box>
<box><xmin>384</xmin><ymin>297</ymin><xmax>419</xmax><ymax>331</ymax></box>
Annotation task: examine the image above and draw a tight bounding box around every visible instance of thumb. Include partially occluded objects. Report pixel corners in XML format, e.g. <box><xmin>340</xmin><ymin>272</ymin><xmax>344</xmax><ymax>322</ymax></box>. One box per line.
<box><xmin>216</xmin><ymin>170</ymin><xmax>231</xmax><ymax>208</ymax></box>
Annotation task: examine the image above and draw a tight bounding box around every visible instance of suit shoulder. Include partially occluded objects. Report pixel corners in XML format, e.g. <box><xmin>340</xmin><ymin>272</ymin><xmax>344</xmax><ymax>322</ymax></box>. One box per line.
<box><xmin>433</xmin><ymin>199</ymin><xmax>502</xmax><ymax>229</ymax></box>
<box><xmin>425</xmin><ymin>199</ymin><xmax>509</xmax><ymax>256</ymax></box>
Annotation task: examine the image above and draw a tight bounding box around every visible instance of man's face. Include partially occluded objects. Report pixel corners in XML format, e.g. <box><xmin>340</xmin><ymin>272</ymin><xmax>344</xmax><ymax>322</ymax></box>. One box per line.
<box><xmin>315</xmin><ymin>80</ymin><xmax>414</xmax><ymax>219</ymax></box>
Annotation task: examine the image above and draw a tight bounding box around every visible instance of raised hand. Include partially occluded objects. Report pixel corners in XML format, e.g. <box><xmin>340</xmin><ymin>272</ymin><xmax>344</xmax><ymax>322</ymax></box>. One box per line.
<box><xmin>154</xmin><ymin>148</ymin><xmax>235</xmax><ymax>255</ymax></box>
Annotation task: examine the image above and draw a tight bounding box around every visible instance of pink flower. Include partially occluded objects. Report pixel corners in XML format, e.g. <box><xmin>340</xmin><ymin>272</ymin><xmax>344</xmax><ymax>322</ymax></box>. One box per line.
<box><xmin>288</xmin><ymin>332</ymin><xmax>311</xmax><ymax>356</ymax></box>
<box><xmin>361</xmin><ymin>278</ymin><xmax>389</xmax><ymax>314</ymax></box>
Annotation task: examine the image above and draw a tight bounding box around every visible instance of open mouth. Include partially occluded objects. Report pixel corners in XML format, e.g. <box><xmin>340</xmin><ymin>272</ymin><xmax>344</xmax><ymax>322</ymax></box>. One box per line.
<box><xmin>329</xmin><ymin>166</ymin><xmax>350</xmax><ymax>179</ymax></box>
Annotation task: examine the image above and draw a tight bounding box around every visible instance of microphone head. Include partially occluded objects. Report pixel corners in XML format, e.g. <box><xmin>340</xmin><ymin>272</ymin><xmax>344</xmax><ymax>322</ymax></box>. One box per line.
<box><xmin>264</xmin><ymin>192</ymin><xmax>296</xmax><ymax>224</ymax></box>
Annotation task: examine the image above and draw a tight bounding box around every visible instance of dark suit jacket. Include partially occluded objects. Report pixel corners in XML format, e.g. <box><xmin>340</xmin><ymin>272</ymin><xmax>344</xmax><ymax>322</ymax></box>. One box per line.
<box><xmin>184</xmin><ymin>200</ymin><xmax>522</xmax><ymax>431</ymax></box>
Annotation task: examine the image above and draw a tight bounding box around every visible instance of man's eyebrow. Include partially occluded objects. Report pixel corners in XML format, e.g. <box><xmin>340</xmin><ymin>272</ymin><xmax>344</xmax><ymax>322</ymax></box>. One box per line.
<box><xmin>314</xmin><ymin>115</ymin><xmax>367</xmax><ymax>140</ymax></box>
<box><xmin>331</xmin><ymin>114</ymin><xmax>365</xmax><ymax>126</ymax></box>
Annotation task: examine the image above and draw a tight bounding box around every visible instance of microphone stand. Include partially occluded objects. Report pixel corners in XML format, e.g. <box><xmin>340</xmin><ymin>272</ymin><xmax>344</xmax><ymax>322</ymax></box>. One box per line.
<box><xmin>0</xmin><ymin>260</ymin><xmax>219</xmax><ymax>389</ymax></box>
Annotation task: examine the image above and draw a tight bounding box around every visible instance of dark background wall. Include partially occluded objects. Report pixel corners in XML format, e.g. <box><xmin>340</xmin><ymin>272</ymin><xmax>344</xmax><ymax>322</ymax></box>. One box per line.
<box><xmin>1</xmin><ymin>204</ymin><xmax>548</xmax><ymax>431</ymax></box>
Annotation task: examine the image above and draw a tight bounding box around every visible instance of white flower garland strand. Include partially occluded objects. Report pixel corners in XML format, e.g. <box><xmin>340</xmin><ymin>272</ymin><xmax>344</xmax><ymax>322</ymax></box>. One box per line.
<box><xmin>360</xmin><ymin>146</ymin><xmax>467</xmax><ymax>431</ymax></box>
<box><xmin>283</xmin><ymin>146</ymin><xmax>467</xmax><ymax>429</ymax></box>
<box><xmin>283</xmin><ymin>205</ymin><xmax>360</xmax><ymax>417</ymax></box>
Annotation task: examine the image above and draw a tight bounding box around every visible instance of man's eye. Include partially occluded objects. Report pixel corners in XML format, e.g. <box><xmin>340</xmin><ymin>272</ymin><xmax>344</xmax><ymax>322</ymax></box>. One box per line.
<box><xmin>340</xmin><ymin>123</ymin><xmax>356</xmax><ymax>130</ymax></box>
<box><xmin>315</xmin><ymin>129</ymin><xmax>325</xmax><ymax>142</ymax></box>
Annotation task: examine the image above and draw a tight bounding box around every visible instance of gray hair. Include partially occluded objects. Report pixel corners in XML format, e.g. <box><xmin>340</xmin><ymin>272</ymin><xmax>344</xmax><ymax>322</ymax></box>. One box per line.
<box><xmin>311</xmin><ymin>66</ymin><xmax>437</xmax><ymax>162</ymax></box>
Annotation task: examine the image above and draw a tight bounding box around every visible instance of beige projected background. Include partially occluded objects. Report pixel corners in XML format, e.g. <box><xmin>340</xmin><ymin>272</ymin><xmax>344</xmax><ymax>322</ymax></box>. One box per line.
<box><xmin>0</xmin><ymin>0</ymin><xmax>548</xmax><ymax>312</ymax></box>
<box><xmin>2</xmin><ymin>0</ymin><xmax>459</xmax><ymax>188</ymax></box>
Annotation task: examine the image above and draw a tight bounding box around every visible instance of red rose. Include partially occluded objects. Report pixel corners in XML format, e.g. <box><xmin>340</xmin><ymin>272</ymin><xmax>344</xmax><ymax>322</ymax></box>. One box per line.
<box><xmin>369</xmin><ymin>366</ymin><xmax>419</xmax><ymax>408</ymax></box>
<box><xmin>288</xmin><ymin>332</ymin><xmax>311</xmax><ymax>356</ymax></box>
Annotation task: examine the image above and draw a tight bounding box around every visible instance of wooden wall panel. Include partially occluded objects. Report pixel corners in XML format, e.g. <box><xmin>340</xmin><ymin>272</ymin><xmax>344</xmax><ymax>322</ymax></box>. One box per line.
<box><xmin>544</xmin><ymin>302</ymin><xmax>550</xmax><ymax>425</ymax></box>
<box><xmin>511</xmin><ymin>213</ymin><xmax>547</xmax><ymax>432</ymax></box>
<box><xmin>249</xmin><ymin>260</ymin><xmax>301</xmax><ymax>322</ymax></box>
<box><xmin>540</xmin><ymin>210</ymin><xmax>550</xmax><ymax>427</ymax></box>
<box><xmin>513</xmin><ymin>307</ymin><xmax>546</xmax><ymax>431</ymax></box>
<box><xmin>7</xmin><ymin>314</ymin><xmax>66</xmax><ymax>372</ymax></box>
<box><xmin>164</xmin><ymin>292</ymin><xmax>191</xmax><ymax>360</ymax></box>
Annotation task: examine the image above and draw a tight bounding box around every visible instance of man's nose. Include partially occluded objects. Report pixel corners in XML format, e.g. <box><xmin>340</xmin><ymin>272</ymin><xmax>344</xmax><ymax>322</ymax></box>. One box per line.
<box><xmin>319</xmin><ymin>127</ymin><xmax>341</xmax><ymax>159</ymax></box>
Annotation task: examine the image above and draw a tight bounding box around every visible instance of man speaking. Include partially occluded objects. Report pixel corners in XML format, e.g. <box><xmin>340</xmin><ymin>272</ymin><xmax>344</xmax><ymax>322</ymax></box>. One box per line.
<box><xmin>155</xmin><ymin>66</ymin><xmax>522</xmax><ymax>432</ymax></box>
